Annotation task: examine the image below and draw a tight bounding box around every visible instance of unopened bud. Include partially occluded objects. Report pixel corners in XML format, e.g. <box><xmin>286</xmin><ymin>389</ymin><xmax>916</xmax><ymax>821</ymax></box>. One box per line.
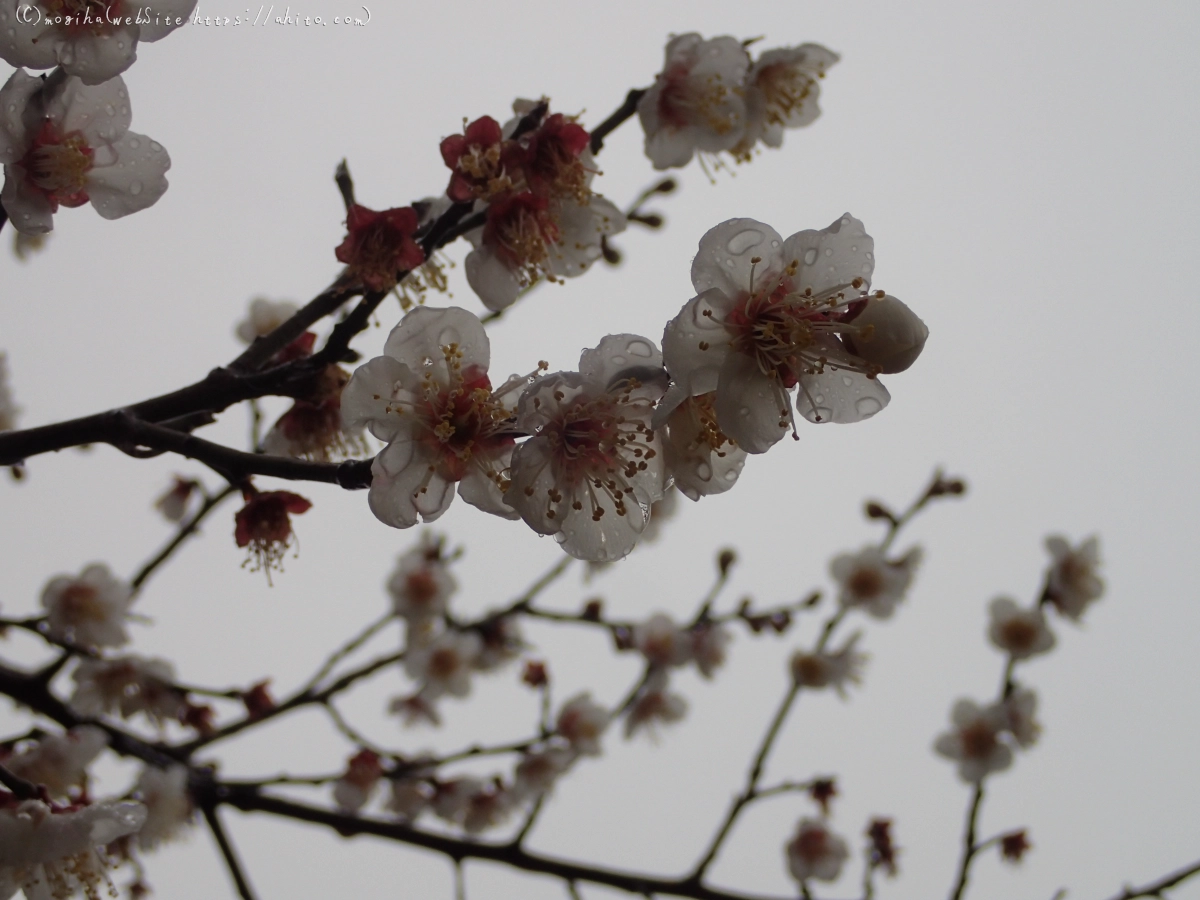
<box><xmin>522</xmin><ymin>660</ymin><xmax>549</xmax><ymax>688</ymax></box>
<box><xmin>864</xmin><ymin>501</ymin><xmax>895</xmax><ymax>522</ymax></box>
<box><xmin>652</xmin><ymin>178</ymin><xmax>677</xmax><ymax>194</ymax></box>
<box><xmin>843</xmin><ymin>294</ymin><xmax>928</xmax><ymax>374</ymax></box>
<box><xmin>582</xmin><ymin>598</ymin><xmax>604</xmax><ymax>621</ymax></box>
<box><xmin>600</xmin><ymin>236</ymin><xmax>622</xmax><ymax>265</ymax></box>
<box><xmin>717</xmin><ymin>548</ymin><xmax>737</xmax><ymax>576</ymax></box>
<box><xmin>630</xmin><ymin>213</ymin><xmax>664</xmax><ymax>229</ymax></box>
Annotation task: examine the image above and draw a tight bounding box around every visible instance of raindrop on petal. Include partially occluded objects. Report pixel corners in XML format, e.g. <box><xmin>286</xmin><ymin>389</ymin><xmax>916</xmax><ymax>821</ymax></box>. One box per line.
<box><xmin>803</xmin><ymin>248</ymin><xmax>818</xmax><ymax>265</ymax></box>
<box><xmin>726</xmin><ymin>229</ymin><xmax>763</xmax><ymax>255</ymax></box>
<box><xmin>855</xmin><ymin>397</ymin><xmax>883</xmax><ymax>417</ymax></box>
<box><xmin>129</xmin><ymin>181</ymin><xmax>143</xmax><ymax>195</ymax></box>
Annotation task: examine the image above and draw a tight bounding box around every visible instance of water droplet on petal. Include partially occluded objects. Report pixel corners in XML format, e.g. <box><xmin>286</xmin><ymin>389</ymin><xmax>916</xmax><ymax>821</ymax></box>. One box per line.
<box><xmin>695</xmin><ymin>462</ymin><xmax>713</xmax><ymax>481</ymax></box>
<box><xmin>855</xmin><ymin>396</ymin><xmax>882</xmax><ymax>417</ymax></box>
<box><xmin>823</xmin><ymin>247</ymin><xmax>833</xmax><ymax>257</ymax></box>
<box><xmin>117</xmin><ymin>41</ymin><xmax>125</xmax><ymax>50</ymax></box>
<box><xmin>865</xmin><ymin>251</ymin><xmax>874</xmax><ymax>261</ymax></box>
<box><xmin>149</xmin><ymin>141</ymin><xmax>162</xmax><ymax>152</ymax></box>
<box><xmin>724</xmin><ymin>258</ymin><xmax>735</xmax><ymax>268</ymax></box>
<box><xmin>851</xmin><ymin>245</ymin><xmax>858</xmax><ymax>252</ymax></box>
<box><xmin>128</xmin><ymin>137</ymin><xmax>139</xmax><ymax>149</ymax></box>
<box><xmin>610</xmin><ymin>355</ymin><xmax>627</xmax><ymax>367</ymax></box>
<box><xmin>129</xmin><ymin>181</ymin><xmax>143</xmax><ymax>195</ymax></box>
<box><xmin>726</xmin><ymin>229</ymin><xmax>763</xmax><ymax>255</ymax></box>
<box><xmin>861</xmin><ymin>263</ymin><xmax>871</xmax><ymax>274</ymax></box>
<box><xmin>841</xmin><ymin>375</ymin><xmax>853</xmax><ymax>387</ymax></box>
<box><xmin>814</xmin><ymin>394</ymin><xmax>825</xmax><ymax>404</ymax></box>
<box><xmin>118</xmin><ymin>89</ymin><xmax>127</xmax><ymax>99</ymax></box>
<box><xmin>627</xmin><ymin>340</ymin><xmax>653</xmax><ymax>358</ymax></box>
<box><xmin>771</xmin><ymin>240</ymin><xmax>780</xmax><ymax>248</ymax></box>
<box><xmin>739</xmin><ymin>407</ymin><xmax>750</xmax><ymax>417</ymax></box>
<box><xmin>104</xmin><ymin>104</ymin><xmax>115</xmax><ymax>116</ymax></box>
<box><xmin>803</xmin><ymin>248</ymin><xmax>818</xmax><ymax>265</ymax></box>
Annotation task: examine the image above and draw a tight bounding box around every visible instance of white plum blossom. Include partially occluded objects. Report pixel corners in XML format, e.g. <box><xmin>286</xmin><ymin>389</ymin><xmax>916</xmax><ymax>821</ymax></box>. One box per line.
<box><xmin>658</xmin><ymin>215</ymin><xmax>922</xmax><ymax>453</ymax></box>
<box><xmin>660</xmin><ymin>392</ymin><xmax>747</xmax><ymax>501</ymax></box>
<box><xmin>472</xmin><ymin>616</ymin><xmax>524</xmax><ymax>672</ymax></box>
<box><xmin>934</xmin><ymin>699</ymin><xmax>1014</xmax><ymax>784</ymax></box>
<box><xmin>386</xmin><ymin>532</ymin><xmax>457</xmax><ymax>624</ymax></box>
<box><xmin>68</xmin><ymin>655</ymin><xmax>184</xmax><ymax>725</ymax></box>
<box><xmin>690</xmin><ymin>621</ymin><xmax>732</xmax><ymax>679</ymax></box>
<box><xmin>508</xmin><ymin>334</ymin><xmax>667</xmax><ymax>562</ymax></box>
<box><xmin>464</xmin><ymin>192</ymin><xmax>626</xmax><ymax>312</ymax></box>
<box><xmin>342</xmin><ymin>306</ymin><xmax>524</xmax><ymax>528</ymax></box>
<box><xmin>134</xmin><ymin>764</ymin><xmax>193</xmax><ymax>851</ymax></box>
<box><xmin>40</xmin><ymin>563</ymin><xmax>132</xmax><ymax>649</ymax></box>
<box><xmin>0</xmin><ymin>70</ymin><xmax>170</xmax><ymax>235</ymax></box>
<box><xmin>235</xmin><ymin>297</ymin><xmax>298</xmax><ymax>344</ymax></box>
<box><xmin>624</xmin><ymin>670</ymin><xmax>687</xmax><ymax>739</ymax></box>
<box><xmin>512</xmin><ymin>747</ymin><xmax>574</xmax><ymax>801</ymax></box>
<box><xmin>632</xmin><ymin>613</ymin><xmax>693</xmax><ymax>669</ymax></box>
<box><xmin>790</xmin><ymin>633</ymin><xmax>867</xmax><ymax>698</ymax></box>
<box><xmin>987</xmin><ymin>597</ymin><xmax>1056</xmax><ymax>659</ymax></box>
<box><xmin>1044</xmin><ymin>535</ymin><xmax>1103</xmax><ymax>621</ymax></box>
<box><xmin>0</xmin><ymin>0</ymin><xmax>197</xmax><ymax>85</ymax></box>
<box><xmin>432</xmin><ymin>778</ymin><xmax>514</xmax><ymax>834</ymax></box>
<box><xmin>785</xmin><ymin>817</ymin><xmax>849</xmax><ymax>884</ymax></box>
<box><xmin>0</xmin><ymin>352</ymin><xmax>18</xmax><ymax>431</ymax></box>
<box><xmin>637</xmin><ymin>33</ymin><xmax>750</xmax><ymax>170</ymax></box>
<box><xmin>404</xmin><ymin>629</ymin><xmax>481</xmax><ymax>700</ymax></box>
<box><xmin>734</xmin><ymin>44</ymin><xmax>839</xmax><ymax>160</ymax></box>
<box><xmin>1001</xmin><ymin>686</ymin><xmax>1041</xmax><ymax>749</ymax></box>
<box><xmin>555</xmin><ymin>693</ymin><xmax>610</xmax><ymax>756</ymax></box>
<box><xmin>5</xmin><ymin>727</ymin><xmax>107</xmax><ymax>801</ymax></box>
<box><xmin>152</xmin><ymin>476</ymin><xmax>198</xmax><ymax>523</ymax></box>
<box><xmin>387</xmin><ymin>777</ymin><xmax>433</xmax><ymax>822</ymax></box>
<box><xmin>830</xmin><ymin>545</ymin><xmax>922</xmax><ymax>619</ymax></box>
<box><xmin>331</xmin><ymin>750</ymin><xmax>384</xmax><ymax>814</ymax></box>
<box><xmin>0</xmin><ymin>798</ymin><xmax>146</xmax><ymax>899</ymax></box>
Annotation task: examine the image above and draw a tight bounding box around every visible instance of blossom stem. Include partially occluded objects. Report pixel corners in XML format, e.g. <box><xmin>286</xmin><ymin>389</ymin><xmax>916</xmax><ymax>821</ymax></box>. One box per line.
<box><xmin>302</xmin><ymin>612</ymin><xmax>397</xmax><ymax>694</ymax></box>
<box><xmin>948</xmin><ymin>783</ymin><xmax>986</xmax><ymax>900</ymax></box>
<box><xmin>1101</xmin><ymin>857</ymin><xmax>1200</xmax><ymax>900</ymax></box>
<box><xmin>131</xmin><ymin>483</ymin><xmax>240</xmax><ymax>592</ymax></box>
<box><xmin>688</xmin><ymin>681</ymin><xmax>802</xmax><ymax>882</ymax></box>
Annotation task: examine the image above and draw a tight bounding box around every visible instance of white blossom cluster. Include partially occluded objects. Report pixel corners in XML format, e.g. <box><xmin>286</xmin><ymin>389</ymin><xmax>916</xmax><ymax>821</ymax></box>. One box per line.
<box><xmin>0</xmin><ymin>0</ymin><xmax>193</xmax><ymax>234</ymax></box>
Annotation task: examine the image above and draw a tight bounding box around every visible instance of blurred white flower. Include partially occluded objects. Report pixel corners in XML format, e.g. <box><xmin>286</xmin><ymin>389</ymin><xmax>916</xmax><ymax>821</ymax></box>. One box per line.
<box><xmin>1000</xmin><ymin>686</ymin><xmax>1042</xmax><ymax>749</ymax></box>
<box><xmin>785</xmin><ymin>817</ymin><xmax>849</xmax><ymax>884</ymax></box>
<box><xmin>5</xmin><ymin>727</ymin><xmax>107</xmax><ymax>801</ymax></box>
<box><xmin>134</xmin><ymin>764</ymin><xmax>194</xmax><ymax>852</ymax></box>
<box><xmin>637</xmin><ymin>33</ymin><xmax>750</xmax><ymax>170</ymax></box>
<box><xmin>508</xmin><ymin>334</ymin><xmax>667</xmax><ymax>562</ymax></box>
<box><xmin>624</xmin><ymin>671</ymin><xmax>687</xmax><ymax>739</ymax></box>
<box><xmin>1044</xmin><ymin>535</ymin><xmax>1103</xmax><ymax>621</ymax></box>
<box><xmin>934</xmin><ymin>699</ymin><xmax>1013</xmax><ymax>784</ymax></box>
<box><xmin>235</xmin><ymin>297</ymin><xmax>299</xmax><ymax>344</ymax></box>
<box><xmin>386</xmin><ymin>532</ymin><xmax>457</xmax><ymax>624</ymax></box>
<box><xmin>829</xmin><ymin>545</ymin><xmax>921</xmax><ymax>619</ymax></box>
<box><xmin>0</xmin><ymin>70</ymin><xmax>170</xmax><ymax>235</ymax></box>
<box><xmin>734</xmin><ymin>44</ymin><xmax>839</xmax><ymax>159</ymax></box>
<box><xmin>0</xmin><ymin>0</ymin><xmax>196</xmax><ymax>85</ymax></box>
<box><xmin>153</xmin><ymin>476</ymin><xmax>198</xmax><ymax>523</ymax></box>
<box><xmin>512</xmin><ymin>747</ymin><xmax>574</xmax><ymax>802</ymax></box>
<box><xmin>987</xmin><ymin>597</ymin><xmax>1055</xmax><ymax>659</ymax></box>
<box><xmin>556</xmin><ymin>693</ymin><xmax>610</xmax><ymax>756</ymax></box>
<box><xmin>40</xmin><ymin>563</ymin><xmax>132</xmax><ymax>650</ymax></box>
<box><xmin>387</xmin><ymin>777</ymin><xmax>433</xmax><ymax>822</ymax></box>
<box><xmin>332</xmin><ymin>750</ymin><xmax>384</xmax><ymax>814</ymax></box>
<box><xmin>404</xmin><ymin>630</ymin><xmax>481</xmax><ymax>699</ymax></box>
<box><xmin>632</xmin><ymin>613</ymin><xmax>693</xmax><ymax>669</ymax></box>
<box><xmin>69</xmin><ymin>656</ymin><xmax>184</xmax><ymax>726</ymax></box>
<box><xmin>790</xmin><ymin>632</ymin><xmax>867</xmax><ymax>698</ymax></box>
<box><xmin>690</xmin><ymin>621</ymin><xmax>732</xmax><ymax>679</ymax></box>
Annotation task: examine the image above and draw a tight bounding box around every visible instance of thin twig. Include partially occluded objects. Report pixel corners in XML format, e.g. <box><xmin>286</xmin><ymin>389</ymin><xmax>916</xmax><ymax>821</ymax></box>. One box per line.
<box><xmin>201</xmin><ymin>803</ymin><xmax>259</xmax><ymax>900</ymax></box>
<box><xmin>302</xmin><ymin>612</ymin><xmax>396</xmax><ymax>693</ymax></box>
<box><xmin>132</xmin><ymin>483</ymin><xmax>239</xmax><ymax>591</ymax></box>
<box><xmin>947</xmin><ymin>784</ymin><xmax>985</xmax><ymax>900</ymax></box>
<box><xmin>1101</xmin><ymin>858</ymin><xmax>1200</xmax><ymax>900</ymax></box>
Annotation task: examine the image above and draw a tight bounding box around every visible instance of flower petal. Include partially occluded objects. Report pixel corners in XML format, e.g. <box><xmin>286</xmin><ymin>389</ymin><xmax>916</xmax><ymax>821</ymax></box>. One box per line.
<box><xmin>781</xmin><ymin>213</ymin><xmax>874</xmax><ymax>296</ymax></box>
<box><xmin>714</xmin><ymin>353</ymin><xmax>790</xmax><ymax>454</ymax></box>
<box><xmin>795</xmin><ymin>367</ymin><xmax>890</xmax><ymax>424</ymax></box>
<box><xmin>87</xmin><ymin>130</ymin><xmax>170</xmax><ymax>220</ymax></box>
<box><xmin>691</xmin><ymin>218</ymin><xmax>784</xmax><ymax>298</ymax></box>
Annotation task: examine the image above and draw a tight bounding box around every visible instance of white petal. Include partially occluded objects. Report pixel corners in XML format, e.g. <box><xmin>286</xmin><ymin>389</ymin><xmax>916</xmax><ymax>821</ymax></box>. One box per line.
<box><xmin>465</xmin><ymin>245</ymin><xmax>522</xmax><ymax>311</ymax></box>
<box><xmin>52</xmin><ymin>75</ymin><xmax>131</xmax><ymax>144</ymax></box>
<box><xmin>342</xmin><ymin>355</ymin><xmax>411</xmax><ymax>441</ymax></box>
<box><xmin>87</xmin><ymin>130</ymin><xmax>170</xmax><ymax>219</ymax></box>
<box><xmin>383</xmin><ymin>305</ymin><xmax>490</xmax><ymax>375</ymax></box>
<box><xmin>0</xmin><ymin>70</ymin><xmax>43</xmax><ymax>163</ymax></box>
<box><xmin>691</xmin><ymin>218</ymin><xmax>784</xmax><ymax>298</ymax></box>
<box><xmin>368</xmin><ymin>440</ymin><xmax>450</xmax><ymax>528</ymax></box>
<box><xmin>795</xmin><ymin>367</ymin><xmax>890</xmax><ymax>424</ymax></box>
<box><xmin>781</xmin><ymin>213</ymin><xmax>874</xmax><ymax>296</ymax></box>
<box><xmin>1</xmin><ymin>168</ymin><xmax>54</xmax><ymax>235</ymax></box>
<box><xmin>548</xmin><ymin>195</ymin><xmax>626</xmax><ymax>279</ymax></box>
<box><xmin>0</xmin><ymin>2</ymin><xmax>59</xmax><ymax>70</ymax></box>
<box><xmin>578</xmin><ymin>333</ymin><xmax>662</xmax><ymax>392</ymax></box>
<box><xmin>457</xmin><ymin>464</ymin><xmax>519</xmax><ymax>520</ymax></box>
<box><xmin>714</xmin><ymin>354</ymin><xmax>790</xmax><ymax>454</ymax></box>
<box><xmin>62</xmin><ymin>27</ymin><xmax>139</xmax><ymax>85</ymax></box>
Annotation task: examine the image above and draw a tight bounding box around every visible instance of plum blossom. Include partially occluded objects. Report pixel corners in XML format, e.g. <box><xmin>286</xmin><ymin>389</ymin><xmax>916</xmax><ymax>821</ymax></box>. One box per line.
<box><xmin>40</xmin><ymin>563</ymin><xmax>132</xmax><ymax>649</ymax></box>
<box><xmin>1000</xmin><ymin>686</ymin><xmax>1041</xmax><ymax>748</ymax></box>
<box><xmin>387</xmin><ymin>777</ymin><xmax>433</xmax><ymax>822</ymax></box>
<box><xmin>332</xmin><ymin>750</ymin><xmax>384</xmax><ymax>813</ymax></box>
<box><xmin>153</xmin><ymin>476</ymin><xmax>198</xmax><ymax>523</ymax></box>
<box><xmin>0</xmin><ymin>0</ymin><xmax>197</xmax><ymax>85</ymax></box>
<box><xmin>68</xmin><ymin>655</ymin><xmax>184</xmax><ymax>726</ymax></box>
<box><xmin>1044</xmin><ymin>535</ymin><xmax>1103</xmax><ymax>621</ymax></box>
<box><xmin>934</xmin><ymin>699</ymin><xmax>1013</xmax><ymax>784</ymax></box>
<box><xmin>133</xmin><ymin>764</ymin><xmax>193</xmax><ymax>852</ymax></box>
<box><xmin>658</xmin><ymin>215</ymin><xmax>925</xmax><ymax>453</ymax></box>
<box><xmin>637</xmin><ymin>33</ymin><xmax>750</xmax><ymax>170</ymax></box>
<box><xmin>660</xmin><ymin>392</ymin><xmax>747</xmax><ymax>501</ymax></box>
<box><xmin>404</xmin><ymin>629</ymin><xmax>481</xmax><ymax>699</ymax></box>
<box><xmin>464</xmin><ymin>191</ymin><xmax>625</xmax><ymax>312</ymax></box>
<box><xmin>233</xmin><ymin>486</ymin><xmax>312</xmax><ymax>579</ymax></box>
<box><xmin>235</xmin><ymin>297</ymin><xmax>298</xmax><ymax>344</ymax></box>
<box><xmin>624</xmin><ymin>671</ymin><xmax>687</xmax><ymax>739</ymax></box>
<box><xmin>386</xmin><ymin>532</ymin><xmax>457</xmax><ymax>624</ymax></box>
<box><xmin>5</xmin><ymin>727</ymin><xmax>107</xmax><ymax>801</ymax></box>
<box><xmin>507</xmin><ymin>334</ymin><xmax>667</xmax><ymax>562</ymax></box>
<box><xmin>343</xmin><ymin>306</ymin><xmax>525</xmax><ymax>528</ymax></box>
<box><xmin>555</xmin><ymin>693</ymin><xmax>610</xmax><ymax>756</ymax></box>
<box><xmin>0</xmin><ymin>352</ymin><xmax>18</xmax><ymax>431</ymax></box>
<box><xmin>335</xmin><ymin>203</ymin><xmax>425</xmax><ymax>292</ymax></box>
<box><xmin>691</xmin><ymin>621</ymin><xmax>732</xmax><ymax>678</ymax></box>
<box><xmin>733</xmin><ymin>44</ymin><xmax>839</xmax><ymax>160</ymax></box>
<box><xmin>987</xmin><ymin>597</ymin><xmax>1055</xmax><ymax>659</ymax></box>
<box><xmin>262</xmin><ymin>365</ymin><xmax>366</xmax><ymax>462</ymax></box>
<box><xmin>830</xmin><ymin>545</ymin><xmax>922</xmax><ymax>619</ymax></box>
<box><xmin>512</xmin><ymin>747</ymin><xmax>574</xmax><ymax>801</ymax></box>
<box><xmin>432</xmin><ymin>778</ymin><xmax>514</xmax><ymax>834</ymax></box>
<box><xmin>0</xmin><ymin>798</ymin><xmax>146</xmax><ymax>899</ymax></box>
<box><xmin>790</xmin><ymin>632</ymin><xmax>867</xmax><ymax>697</ymax></box>
<box><xmin>632</xmin><ymin>613</ymin><xmax>693</xmax><ymax>669</ymax></box>
<box><xmin>0</xmin><ymin>69</ymin><xmax>170</xmax><ymax>235</ymax></box>
<box><xmin>785</xmin><ymin>817</ymin><xmax>850</xmax><ymax>884</ymax></box>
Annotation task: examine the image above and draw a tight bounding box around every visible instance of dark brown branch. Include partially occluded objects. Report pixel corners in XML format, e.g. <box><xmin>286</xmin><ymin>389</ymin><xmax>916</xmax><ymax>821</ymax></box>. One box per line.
<box><xmin>948</xmin><ymin>785</ymin><xmax>985</xmax><ymax>900</ymax></box>
<box><xmin>1102</xmin><ymin>857</ymin><xmax>1200</xmax><ymax>900</ymax></box>
<box><xmin>201</xmin><ymin>802</ymin><xmax>259</xmax><ymax>900</ymax></box>
<box><xmin>590</xmin><ymin>88</ymin><xmax>648</xmax><ymax>154</ymax></box>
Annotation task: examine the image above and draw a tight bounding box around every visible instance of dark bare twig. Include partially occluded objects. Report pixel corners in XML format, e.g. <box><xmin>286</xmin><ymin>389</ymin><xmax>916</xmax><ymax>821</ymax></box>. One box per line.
<box><xmin>948</xmin><ymin>784</ymin><xmax>985</xmax><ymax>900</ymax></box>
<box><xmin>131</xmin><ymin>483</ymin><xmax>240</xmax><ymax>591</ymax></box>
<box><xmin>1101</xmin><ymin>858</ymin><xmax>1200</xmax><ymax>900</ymax></box>
<box><xmin>0</xmin><ymin>761</ymin><xmax>39</xmax><ymax>799</ymax></box>
<box><xmin>201</xmin><ymin>802</ymin><xmax>259</xmax><ymax>900</ymax></box>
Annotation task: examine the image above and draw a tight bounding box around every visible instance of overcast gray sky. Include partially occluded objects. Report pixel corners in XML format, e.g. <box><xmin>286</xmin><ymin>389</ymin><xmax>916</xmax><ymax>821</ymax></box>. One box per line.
<box><xmin>2</xmin><ymin>2</ymin><xmax>1199</xmax><ymax>899</ymax></box>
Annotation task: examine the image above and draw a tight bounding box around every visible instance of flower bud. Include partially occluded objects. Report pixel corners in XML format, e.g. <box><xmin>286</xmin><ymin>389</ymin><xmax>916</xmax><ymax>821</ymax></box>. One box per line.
<box><xmin>845</xmin><ymin>294</ymin><xmax>928</xmax><ymax>374</ymax></box>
